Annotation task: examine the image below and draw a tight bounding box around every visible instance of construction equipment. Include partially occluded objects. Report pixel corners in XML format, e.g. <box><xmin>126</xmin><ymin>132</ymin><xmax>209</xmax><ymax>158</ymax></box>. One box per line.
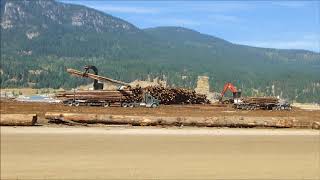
<box><xmin>67</xmin><ymin>67</ymin><xmax>131</xmax><ymax>89</ymax></box>
<box><xmin>219</xmin><ymin>82</ymin><xmax>290</xmax><ymax>110</ymax></box>
<box><xmin>63</xmin><ymin>66</ymin><xmax>209</xmax><ymax>106</ymax></box>
<box><xmin>233</xmin><ymin>97</ymin><xmax>291</xmax><ymax>110</ymax></box>
<box><xmin>220</xmin><ymin>82</ymin><xmax>241</xmax><ymax>104</ymax></box>
<box><xmin>59</xmin><ymin>66</ymin><xmax>159</xmax><ymax>108</ymax></box>
<box><xmin>83</xmin><ymin>65</ymin><xmax>104</xmax><ymax>90</ymax></box>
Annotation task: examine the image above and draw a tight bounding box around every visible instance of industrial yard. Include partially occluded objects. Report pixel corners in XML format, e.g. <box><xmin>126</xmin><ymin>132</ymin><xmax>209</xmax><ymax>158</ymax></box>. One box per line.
<box><xmin>2</xmin><ymin>98</ymin><xmax>319</xmax><ymax>179</ymax></box>
<box><xmin>2</xmin><ymin>65</ymin><xmax>319</xmax><ymax>128</ymax></box>
<box><xmin>1</xmin><ymin>1</ymin><xmax>320</xmax><ymax>179</ymax></box>
<box><xmin>1</xmin><ymin>68</ymin><xmax>319</xmax><ymax>179</ymax></box>
<box><xmin>2</xmin><ymin>68</ymin><xmax>319</xmax><ymax>180</ymax></box>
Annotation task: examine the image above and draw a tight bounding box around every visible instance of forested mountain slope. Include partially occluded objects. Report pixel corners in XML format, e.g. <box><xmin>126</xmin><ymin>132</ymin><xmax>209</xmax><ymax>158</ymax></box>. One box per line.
<box><xmin>1</xmin><ymin>0</ymin><xmax>319</xmax><ymax>102</ymax></box>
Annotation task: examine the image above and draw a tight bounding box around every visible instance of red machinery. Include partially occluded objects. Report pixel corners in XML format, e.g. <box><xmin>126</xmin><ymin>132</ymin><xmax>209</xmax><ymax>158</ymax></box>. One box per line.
<box><xmin>219</xmin><ymin>82</ymin><xmax>291</xmax><ymax>110</ymax></box>
<box><xmin>220</xmin><ymin>82</ymin><xmax>241</xmax><ymax>103</ymax></box>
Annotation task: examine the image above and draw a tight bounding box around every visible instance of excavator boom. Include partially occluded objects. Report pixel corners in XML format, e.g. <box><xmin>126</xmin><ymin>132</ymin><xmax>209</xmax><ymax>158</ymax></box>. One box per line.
<box><xmin>220</xmin><ymin>82</ymin><xmax>241</xmax><ymax>100</ymax></box>
<box><xmin>221</xmin><ymin>82</ymin><xmax>237</xmax><ymax>96</ymax></box>
<box><xmin>67</xmin><ymin>68</ymin><xmax>131</xmax><ymax>87</ymax></box>
<box><xmin>82</xmin><ymin>65</ymin><xmax>103</xmax><ymax>90</ymax></box>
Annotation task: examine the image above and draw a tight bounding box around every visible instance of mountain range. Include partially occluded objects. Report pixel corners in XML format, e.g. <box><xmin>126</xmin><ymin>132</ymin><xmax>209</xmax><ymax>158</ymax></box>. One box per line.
<box><xmin>1</xmin><ymin>0</ymin><xmax>320</xmax><ymax>102</ymax></box>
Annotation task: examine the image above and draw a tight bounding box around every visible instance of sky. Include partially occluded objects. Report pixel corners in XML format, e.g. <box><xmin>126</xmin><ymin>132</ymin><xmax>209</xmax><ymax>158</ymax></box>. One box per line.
<box><xmin>60</xmin><ymin>0</ymin><xmax>320</xmax><ymax>52</ymax></box>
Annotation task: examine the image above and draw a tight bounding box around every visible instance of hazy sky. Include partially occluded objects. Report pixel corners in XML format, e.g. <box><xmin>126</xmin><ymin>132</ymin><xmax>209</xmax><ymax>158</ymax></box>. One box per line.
<box><xmin>61</xmin><ymin>1</ymin><xmax>320</xmax><ymax>52</ymax></box>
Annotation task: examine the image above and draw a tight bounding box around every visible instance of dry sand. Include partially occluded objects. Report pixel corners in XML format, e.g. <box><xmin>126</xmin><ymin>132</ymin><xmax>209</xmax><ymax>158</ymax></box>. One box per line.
<box><xmin>1</xmin><ymin>127</ymin><xmax>319</xmax><ymax>179</ymax></box>
<box><xmin>292</xmin><ymin>103</ymin><xmax>320</xmax><ymax>111</ymax></box>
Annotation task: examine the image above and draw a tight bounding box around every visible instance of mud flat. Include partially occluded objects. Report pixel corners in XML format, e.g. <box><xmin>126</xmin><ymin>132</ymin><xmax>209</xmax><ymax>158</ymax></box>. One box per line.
<box><xmin>1</xmin><ymin>127</ymin><xmax>319</xmax><ymax>179</ymax></box>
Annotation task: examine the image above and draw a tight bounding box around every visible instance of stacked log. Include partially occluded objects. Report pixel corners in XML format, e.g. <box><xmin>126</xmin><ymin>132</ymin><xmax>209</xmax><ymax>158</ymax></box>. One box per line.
<box><xmin>141</xmin><ymin>86</ymin><xmax>209</xmax><ymax>105</ymax></box>
<box><xmin>242</xmin><ymin>97</ymin><xmax>279</xmax><ymax>104</ymax></box>
<box><xmin>56</xmin><ymin>90</ymin><xmax>133</xmax><ymax>101</ymax></box>
<box><xmin>0</xmin><ymin>114</ymin><xmax>37</xmax><ymax>126</ymax></box>
<box><xmin>45</xmin><ymin>113</ymin><xmax>294</xmax><ymax>128</ymax></box>
<box><xmin>130</xmin><ymin>86</ymin><xmax>144</xmax><ymax>102</ymax></box>
<box><xmin>55</xmin><ymin>86</ymin><xmax>209</xmax><ymax>105</ymax></box>
<box><xmin>64</xmin><ymin>68</ymin><xmax>208</xmax><ymax>104</ymax></box>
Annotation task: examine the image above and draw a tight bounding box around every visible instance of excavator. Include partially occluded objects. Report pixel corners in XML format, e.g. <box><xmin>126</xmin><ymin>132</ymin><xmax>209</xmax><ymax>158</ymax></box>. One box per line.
<box><xmin>220</xmin><ymin>82</ymin><xmax>242</xmax><ymax>104</ymax></box>
<box><xmin>83</xmin><ymin>65</ymin><xmax>104</xmax><ymax>90</ymax></box>
<box><xmin>67</xmin><ymin>65</ymin><xmax>131</xmax><ymax>90</ymax></box>
<box><xmin>219</xmin><ymin>82</ymin><xmax>291</xmax><ymax>110</ymax></box>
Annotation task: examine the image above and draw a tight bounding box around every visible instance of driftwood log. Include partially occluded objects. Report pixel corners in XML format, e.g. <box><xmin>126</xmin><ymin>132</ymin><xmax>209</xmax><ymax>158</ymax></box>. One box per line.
<box><xmin>0</xmin><ymin>114</ymin><xmax>37</xmax><ymax>126</ymax></box>
<box><xmin>45</xmin><ymin>112</ymin><xmax>295</xmax><ymax>128</ymax></box>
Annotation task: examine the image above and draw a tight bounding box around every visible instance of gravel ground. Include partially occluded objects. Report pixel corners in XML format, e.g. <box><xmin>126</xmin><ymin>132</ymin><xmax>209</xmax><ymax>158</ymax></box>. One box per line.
<box><xmin>1</xmin><ymin>126</ymin><xmax>319</xmax><ymax>179</ymax></box>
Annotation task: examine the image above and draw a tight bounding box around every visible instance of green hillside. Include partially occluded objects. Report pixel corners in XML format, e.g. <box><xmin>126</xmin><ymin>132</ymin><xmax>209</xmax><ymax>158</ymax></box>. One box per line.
<box><xmin>1</xmin><ymin>0</ymin><xmax>320</xmax><ymax>102</ymax></box>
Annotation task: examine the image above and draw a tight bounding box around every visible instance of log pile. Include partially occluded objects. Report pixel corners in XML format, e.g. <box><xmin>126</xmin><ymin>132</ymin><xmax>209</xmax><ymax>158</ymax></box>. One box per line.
<box><xmin>64</xmin><ymin>68</ymin><xmax>209</xmax><ymax>104</ymax></box>
<box><xmin>55</xmin><ymin>86</ymin><xmax>209</xmax><ymax>105</ymax></box>
<box><xmin>56</xmin><ymin>90</ymin><xmax>133</xmax><ymax>101</ymax></box>
<box><xmin>130</xmin><ymin>86</ymin><xmax>144</xmax><ymax>102</ymax></box>
<box><xmin>0</xmin><ymin>114</ymin><xmax>37</xmax><ymax>126</ymax></box>
<box><xmin>242</xmin><ymin>97</ymin><xmax>279</xmax><ymax>104</ymax></box>
<box><xmin>141</xmin><ymin>86</ymin><xmax>209</xmax><ymax>105</ymax></box>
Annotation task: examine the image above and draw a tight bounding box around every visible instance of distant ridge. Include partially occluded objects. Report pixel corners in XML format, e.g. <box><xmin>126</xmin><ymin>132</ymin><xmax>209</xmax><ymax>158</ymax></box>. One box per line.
<box><xmin>1</xmin><ymin>0</ymin><xmax>319</xmax><ymax>102</ymax></box>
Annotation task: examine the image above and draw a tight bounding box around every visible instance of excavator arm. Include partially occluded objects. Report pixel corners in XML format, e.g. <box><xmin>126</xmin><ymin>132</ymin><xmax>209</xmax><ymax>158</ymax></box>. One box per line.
<box><xmin>82</xmin><ymin>65</ymin><xmax>103</xmax><ymax>90</ymax></box>
<box><xmin>67</xmin><ymin>66</ymin><xmax>131</xmax><ymax>90</ymax></box>
<box><xmin>220</xmin><ymin>82</ymin><xmax>241</xmax><ymax>102</ymax></box>
<box><xmin>221</xmin><ymin>82</ymin><xmax>238</xmax><ymax>97</ymax></box>
<box><xmin>83</xmin><ymin>65</ymin><xmax>99</xmax><ymax>75</ymax></box>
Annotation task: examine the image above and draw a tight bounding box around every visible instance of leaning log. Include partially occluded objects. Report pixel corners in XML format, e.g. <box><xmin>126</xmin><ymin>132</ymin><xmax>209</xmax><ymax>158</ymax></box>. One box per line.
<box><xmin>0</xmin><ymin>114</ymin><xmax>37</xmax><ymax>126</ymax></box>
<box><xmin>45</xmin><ymin>113</ymin><xmax>294</xmax><ymax>128</ymax></box>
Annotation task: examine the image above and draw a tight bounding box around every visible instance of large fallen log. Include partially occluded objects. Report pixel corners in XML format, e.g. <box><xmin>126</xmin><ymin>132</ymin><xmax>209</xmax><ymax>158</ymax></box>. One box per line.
<box><xmin>45</xmin><ymin>113</ymin><xmax>295</xmax><ymax>128</ymax></box>
<box><xmin>0</xmin><ymin>114</ymin><xmax>37</xmax><ymax>126</ymax></box>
